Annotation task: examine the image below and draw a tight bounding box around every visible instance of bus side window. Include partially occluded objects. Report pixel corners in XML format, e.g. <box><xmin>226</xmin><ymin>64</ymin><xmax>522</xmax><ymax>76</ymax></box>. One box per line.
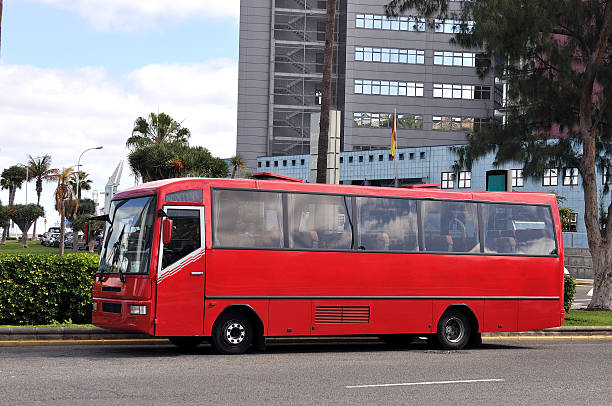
<box><xmin>356</xmin><ymin>196</ymin><xmax>418</xmax><ymax>251</ymax></box>
<box><xmin>481</xmin><ymin>203</ymin><xmax>556</xmax><ymax>255</ymax></box>
<box><xmin>212</xmin><ymin>190</ymin><xmax>283</xmax><ymax>249</ymax></box>
<box><xmin>421</xmin><ymin>200</ymin><xmax>479</xmax><ymax>253</ymax></box>
<box><xmin>288</xmin><ymin>193</ymin><xmax>352</xmax><ymax>250</ymax></box>
<box><xmin>162</xmin><ymin>209</ymin><xmax>201</xmax><ymax>269</ymax></box>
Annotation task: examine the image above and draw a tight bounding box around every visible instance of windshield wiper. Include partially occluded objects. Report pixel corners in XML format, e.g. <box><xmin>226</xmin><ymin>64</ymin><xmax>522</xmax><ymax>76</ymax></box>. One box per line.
<box><xmin>111</xmin><ymin>225</ymin><xmax>127</xmax><ymax>283</ymax></box>
<box><xmin>98</xmin><ymin>200</ymin><xmax>128</xmax><ymax>282</ymax></box>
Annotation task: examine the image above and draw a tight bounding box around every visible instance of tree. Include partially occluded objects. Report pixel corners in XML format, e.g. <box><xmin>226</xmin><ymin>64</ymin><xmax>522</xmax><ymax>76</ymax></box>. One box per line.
<box><xmin>0</xmin><ymin>202</ymin><xmax>9</xmax><ymax>241</ymax></box>
<box><xmin>6</xmin><ymin>204</ymin><xmax>44</xmax><ymax>248</ymax></box>
<box><xmin>1</xmin><ymin>165</ymin><xmax>28</xmax><ymax>244</ymax></box>
<box><xmin>230</xmin><ymin>155</ymin><xmax>246</xmax><ymax>178</ymax></box>
<box><xmin>128</xmin><ymin>142</ymin><xmax>229</xmax><ymax>183</ymax></box>
<box><xmin>316</xmin><ymin>0</ymin><xmax>338</xmax><ymax>184</ymax></box>
<box><xmin>69</xmin><ymin>171</ymin><xmax>92</xmax><ymax>200</ymax></box>
<box><xmin>386</xmin><ymin>0</ymin><xmax>612</xmax><ymax>309</ymax></box>
<box><xmin>50</xmin><ymin>167</ymin><xmax>76</xmax><ymax>255</ymax></box>
<box><xmin>126</xmin><ymin>112</ymin><xmax>190</xmax><ymax>150</ymax></box>
<box><xmin>69</xmin><ymin>198</ymin><xmax>95</xmax><ymax>252</ymax></box>
<box><xmin>27</xmin><ymin>155</ymin><xmax>55</xmax><ymax>239</ymax></box>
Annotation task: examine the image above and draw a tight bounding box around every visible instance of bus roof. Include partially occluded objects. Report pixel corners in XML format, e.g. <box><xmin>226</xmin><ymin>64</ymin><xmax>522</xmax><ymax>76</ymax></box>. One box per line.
<box><xmin>112</xmin><ymin>177</ymin><xmax>558</xmax><ymax>206</ymax></box>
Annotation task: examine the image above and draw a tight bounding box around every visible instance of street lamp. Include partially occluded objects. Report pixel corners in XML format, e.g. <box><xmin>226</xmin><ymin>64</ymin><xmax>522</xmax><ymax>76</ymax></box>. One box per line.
<box><xmin>76</xmin><ymin>146</ymin><xmax>103</xmax><ymax>201</ymax></box>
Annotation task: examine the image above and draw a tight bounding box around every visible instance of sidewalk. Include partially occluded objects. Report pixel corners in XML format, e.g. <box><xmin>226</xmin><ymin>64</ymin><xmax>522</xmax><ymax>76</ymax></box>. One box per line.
<box><xmin>1</xmin><ymin>326</ymin><xmax>611</xmax><ymax>344</ymax></box>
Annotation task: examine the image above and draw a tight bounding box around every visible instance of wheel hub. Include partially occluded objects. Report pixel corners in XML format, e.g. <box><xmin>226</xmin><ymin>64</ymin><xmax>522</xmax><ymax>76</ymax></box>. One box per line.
<box><xmin>225</xmin><ymin>322</ymin><xmax>246</xmax><ymax>345</ymax></box>
<box><xmin>444</xmin><ymin>317</ymin><xmax>464</xmax><ymax>343</ymax></box>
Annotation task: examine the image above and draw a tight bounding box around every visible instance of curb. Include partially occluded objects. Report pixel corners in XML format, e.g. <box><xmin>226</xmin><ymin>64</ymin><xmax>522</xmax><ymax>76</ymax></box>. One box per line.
<box><xmin>0</xmin><ymin>326</ymin><xmax>611</xmax><ymax>343</ymax></box>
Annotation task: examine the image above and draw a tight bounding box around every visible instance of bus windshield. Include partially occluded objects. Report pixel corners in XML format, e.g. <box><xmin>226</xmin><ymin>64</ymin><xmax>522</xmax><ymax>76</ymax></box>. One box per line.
<box><xmin>99</xmin><ymin>196</ymin><xmax>156</xmax><ymax>275</ymax></box>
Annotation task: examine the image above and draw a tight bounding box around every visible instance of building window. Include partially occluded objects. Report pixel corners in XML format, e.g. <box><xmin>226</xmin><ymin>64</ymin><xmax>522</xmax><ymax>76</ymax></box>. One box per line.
<box><xmin>562</xmin><ymin>211</ymin><xmax>578</xmax><ymax>232</ymax></box>
<box><xmin>420</xmin><ymin>152</ymin><xmax>426</xmax><ymax>159</ymax></box>
<box><xmin>511</xmin><ymin>169</ymin><xmax>523</xmax><ymax>187</ymax></box>
<box><xmin>339</xmin><ymin>157</ymin><xmax>343</xmax><ymax>164</ymax></box>
<box><xmin>409</xmin><ymin>153</ymin><xmax>415</xmax><ymax>160</ymax></box>
<box><xmin>432</xmin><ymin>116</ymin><xmax>472</xmax><ymax>131</ymax></box>
<box><xmin>348</xmin><ymin>156</ymin><xmax>353</xmax><ymax>163</ymax></box>
<box><xmin>434</xmin><ymin>19</ymin><xmax>474</xmax><ymax>34</ymax></box>
<box><xmin>359</xmin><ymin>155</ymin><xmax>364</xmax><ymax>162</ymax></box>
<box><xmin>433</xmin><ymin>83</ymin><xmax>473</xmax><ymax>99</ymax></box>
<box><xmin>543</xmin><ymin>169</ymin><xmax>558</xmax><ymax>186</ymax></box>
<box><xmin>274</xmin><ymin>161</ymin><xmax>278</xmax><ymax>167</ymax></box>
<box><xmin>433</xmin><ymin>51</ymin><xmax>475</xmax><ymax>67</ymax></box>
<box><xmin>300</xmin><ymin>159</ymin><xmax>305</xmax><ymax>165</ymax></box>
<box><xmin>474</xmin><ymin>118</ymin><xmax>489</xmax><ymax>133</ymax></box>
<box><xmin>354</xmin><ymin>80</ymin><xmax>424</xmax><ymax>97</ymax></box>
<box><xmin>369</xmin><ymin>155</ymin><xmax>374</xmax><ymax>162</ymax></box>
<box><xmin>292</xmin><ymin>160</ymin><xmax>296</xmax><ymax>166</ymax></box>
<box><xmin>258</xmin><ymin>162</ymin><xmax>262</xmax><ymax>168</ymax></box>
<box><xmin>399</xmin><ymin>153</ymin><xmax>404</xmax><ymax>160</ymax></box>
<box><xmin>354</xmin><ymin>112</ymin><xmax>422</xmax><ymax>129</ymax></box>
<box><xmin>563</xmin><ymin>168</ymin><xmax>579</xmax><ymax>186</ymax></box>
<box><xmin>474</xmin><ymin>85</ymin><xmax>491</xmax><ymax>99</ymax></box>
<box><xmin>378</xmin><ymin>154</ymin><xmax>383</xmax><ymax>161</ymax></box>
<box><xmin>356</xmin><ymin>14</ymin><xmax>425</xmax><ymax>32</ymax></box>
<box><xmin>441</xmin><ymin>172</ymin><xmax>454</xmax><ymax>189</ymax></box>
<box><xmin>458</xmin><ymin>171</ymin><xmax>471</xmax><ymax>188</ymax></box>
<box><xmin>266</xmin><ymin>161</ymin><xmax>270</xmax><ymax>167</ymax></box>
<box><xmin>356</xmin><ymin>46</ymin><xmax>424</xmax><ymax>64</ymax></box>
<box><xmin>283</xmin><ymin>160</ymin><xmax>287</xmax><ymax>167</ymax></box>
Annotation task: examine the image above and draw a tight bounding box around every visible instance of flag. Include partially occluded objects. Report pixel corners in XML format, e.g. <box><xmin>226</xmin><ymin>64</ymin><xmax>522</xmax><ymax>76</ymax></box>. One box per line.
<box><xmin>390</xmin><ymin>110</ymin><xmax>397</xmax><ymax>160</ymax></box>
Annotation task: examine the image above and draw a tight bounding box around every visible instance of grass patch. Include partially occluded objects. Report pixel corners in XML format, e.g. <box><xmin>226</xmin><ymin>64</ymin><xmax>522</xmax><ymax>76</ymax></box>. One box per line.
<box><xmin>563</xmin><ymin>310</ymin><xmax>612</xmax><ymax>326</ymax></box>
<box><xmin>0</xmin><ymin>240</ymin><xmax>96</xmax><ymax>255</ymax></box>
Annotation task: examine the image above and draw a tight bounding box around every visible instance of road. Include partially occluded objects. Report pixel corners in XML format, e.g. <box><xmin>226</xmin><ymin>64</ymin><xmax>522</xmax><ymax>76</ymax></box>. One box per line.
<box><xmin>1</xmin><ymin>339</ymin><xmax>610</xmax><ymax>405</ymax></box>
<box><xmin>572</xmin><ymin>283</ymin><xmax>593</xmax><ymax>309</ymax></box>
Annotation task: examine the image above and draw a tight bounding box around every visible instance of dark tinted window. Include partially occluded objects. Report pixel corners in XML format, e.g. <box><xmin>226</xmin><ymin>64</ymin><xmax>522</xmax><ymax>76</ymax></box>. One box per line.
<box><xmin>162</xmin><ymin>209</ymin><xmax>201</xmax><ymax>268</ymax></box>
<box><xmin>165</xmin><ymin>189</ymin><xmax>202</xmax><ymax>203</ymax></box>
<box><xmin>421</xmin><ymin>200</ymin><xmax>480</xmax><ymax>253</ymax></box>
<box><xmin>481</xmin><ymin>203</ymin><xmax>556</xmax><ymax>255</ymax></box>
<box><xmin>288</xmin><ymin>193</ymin><xmax>352</xmax><ymax>250</ymax></box>
<box><xmin>213</xmin><ymin>190</ymin><xmax>283</xmax><ymax>248</ymax></box>
<box><xmin>357</xmin><ymin>197</ymin><xmax>418</xmax><ymax>251</ymax></box>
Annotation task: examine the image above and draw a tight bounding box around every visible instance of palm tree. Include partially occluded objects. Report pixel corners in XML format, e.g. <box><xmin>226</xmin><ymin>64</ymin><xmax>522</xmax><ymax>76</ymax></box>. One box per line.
<box><xmin>126</xmin><ymin>112</ymin><xmax>191</xmax><ymax>150</ymax></box>
<box><xmin>69</xmin><ymin>171</ymin><xmax>92</xmax><ymax>200</ymax></box>
<box><xmin>230</xmin><ymin>155</ymin><xmax>246</xmax><ymax>178</ymax></box>
<box><xmin>27</xmin><ymin>155</ymin><xmax>55</xmax><ymax>239</ymax></box>
<box><xmin>1</xmin><ymin>165</ymin><xmax>27</xmax><ymax>244</ymax></box>
<box><xmin>50</xmin><ymin>167</ymin><xmax>76</xmax><ymax>255</ymax></box>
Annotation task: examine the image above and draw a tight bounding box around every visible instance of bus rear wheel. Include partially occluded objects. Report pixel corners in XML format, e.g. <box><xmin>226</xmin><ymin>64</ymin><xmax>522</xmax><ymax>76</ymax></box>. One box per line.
<box><xmin>211</xmin><ymin>311</ymin><xmax>254</xmax><ymax>355</ymax></box>
<box><xmin>169</xmin><ymin>336</ymin><xmax>205</xmax><ymax>351</ymax></box>
<box><xmin>436</xmin><ymin>310</ymin><xmax>471</xmax><ymax>350</ymax></box>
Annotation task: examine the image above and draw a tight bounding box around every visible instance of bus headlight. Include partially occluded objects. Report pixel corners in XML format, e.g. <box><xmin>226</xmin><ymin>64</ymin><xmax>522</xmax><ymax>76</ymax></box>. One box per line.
<box><xmin>129</xmin><ymin>305</ymin><xmax>147</xmax><ymax>315</ymax></box>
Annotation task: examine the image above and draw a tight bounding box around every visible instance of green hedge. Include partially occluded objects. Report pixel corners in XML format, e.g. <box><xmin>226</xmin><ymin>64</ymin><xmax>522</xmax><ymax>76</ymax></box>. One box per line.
<box><xmin>564</xmin><ymin>274</ymin><xmax>576</xmax><ymax>312</ymax></box>
<box><xmin>0</xmin><ymin>253</ymin><xmax>99</xmax><ymax>325</ymax></box>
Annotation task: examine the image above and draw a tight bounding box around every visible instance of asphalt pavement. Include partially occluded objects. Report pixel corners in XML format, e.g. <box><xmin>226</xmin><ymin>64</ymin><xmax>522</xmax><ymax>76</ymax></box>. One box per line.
<box><xmin>0</xmin><ymin>340</ymin><xmax>610</xmax><ymax>405</ymax></box>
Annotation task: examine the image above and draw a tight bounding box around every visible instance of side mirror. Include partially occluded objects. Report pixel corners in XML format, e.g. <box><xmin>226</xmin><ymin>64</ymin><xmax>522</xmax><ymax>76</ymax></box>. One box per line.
<box><xmin>162</xmin><ymin>218</ymin><xmax>173</xmax><ymax>245</ymax></box>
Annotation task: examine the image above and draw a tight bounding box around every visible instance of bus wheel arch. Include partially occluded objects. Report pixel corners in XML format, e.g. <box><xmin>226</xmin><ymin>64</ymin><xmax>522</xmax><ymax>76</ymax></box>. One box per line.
<box><xmin>436</xmin><ymin>304</ymin><xmax>480</xmax><ymax>350</ymax></box>
<box><xmin>211</xmin><ymin>305</ymin><xmax>264</xmax><ymax>354</ymax></box>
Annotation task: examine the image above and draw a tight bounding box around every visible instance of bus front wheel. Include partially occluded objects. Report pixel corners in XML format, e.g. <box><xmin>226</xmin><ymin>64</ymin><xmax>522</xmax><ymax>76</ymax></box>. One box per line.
<box><xmin>436</xmin><ymin>310</ymin><xmax>471</xmax><ymax>350</ymax></box>
<box><xmin>211</xmin><ymin>311</ymin><xmax>254</xmax><ymax>355</ymax></box>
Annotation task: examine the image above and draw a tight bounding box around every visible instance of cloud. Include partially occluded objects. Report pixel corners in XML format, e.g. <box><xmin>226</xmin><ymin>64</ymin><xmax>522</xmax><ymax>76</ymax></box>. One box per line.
<box><xmin>0</xmin><ymin>60</ymin><xmax>238</xmax><ymax>226</ymax></box>
<box><xmin>31</xmin><ymin>0</ymin><xmax>240</xmax><ymax>30</ymax></box>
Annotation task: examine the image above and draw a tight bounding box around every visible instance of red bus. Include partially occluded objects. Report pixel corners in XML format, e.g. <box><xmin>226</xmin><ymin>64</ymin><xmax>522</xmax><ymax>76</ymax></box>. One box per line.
<box><xmin>92</xmin><ymin>177</ymin><xmax>564</xmax><ymax>354</ymax></box>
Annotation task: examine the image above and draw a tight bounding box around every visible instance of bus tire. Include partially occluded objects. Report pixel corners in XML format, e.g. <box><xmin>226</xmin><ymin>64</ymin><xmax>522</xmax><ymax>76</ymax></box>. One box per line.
<box><xmin>436</xmin><ymin>310</ymin><xmax>471</xmax><ymax>350</ymax></box>
<box><xmin>169</xmin><ymin>336</ymin><xmax>205</xmax><ymax>351</ymax></box>
<box><xmin>211</xmin><ymin>311</ymin><xmax>254</xmax><ymax>355</ymax></box>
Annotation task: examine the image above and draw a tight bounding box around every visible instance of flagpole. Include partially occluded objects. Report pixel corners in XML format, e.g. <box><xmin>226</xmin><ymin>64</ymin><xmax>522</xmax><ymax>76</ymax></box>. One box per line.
<box><xmin>394</xmin><ymin>109</ymin><xmax>398</xmax><ymax>187</ymax></box>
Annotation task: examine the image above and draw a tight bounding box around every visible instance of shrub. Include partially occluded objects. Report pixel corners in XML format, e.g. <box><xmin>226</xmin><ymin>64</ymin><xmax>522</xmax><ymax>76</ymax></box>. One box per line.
<box><xmin>564</xmin><ymin>274</ymin><xmax>576</xmax><ymax>312</ymax></box>
<box><xmin>0</xmin><ymin>253</ymin><xmax>99</xmax><ymax>324</ymax></box>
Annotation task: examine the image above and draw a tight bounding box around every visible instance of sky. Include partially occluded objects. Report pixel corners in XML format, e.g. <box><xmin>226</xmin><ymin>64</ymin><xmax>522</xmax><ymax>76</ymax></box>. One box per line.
<box><xmin>0</xmin><ymin>0</ymin><xmax>240</xmax><ymax>230</ymax></box>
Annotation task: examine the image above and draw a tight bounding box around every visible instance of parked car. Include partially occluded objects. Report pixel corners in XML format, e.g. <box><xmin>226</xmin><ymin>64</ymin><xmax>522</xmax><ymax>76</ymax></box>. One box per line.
<box><xmin>49</xmin><ymin>233</ymin><xmax>61</xmax><ymax>247</ymax></box>
<box><xmin>65</xmin><ymin>233</ymin><xmax>86</xmax><ymax>250</ymax></box>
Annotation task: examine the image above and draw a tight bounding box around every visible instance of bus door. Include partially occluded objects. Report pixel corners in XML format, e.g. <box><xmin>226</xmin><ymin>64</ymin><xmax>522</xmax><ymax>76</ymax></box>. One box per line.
<box><xmin>155</xmin><ymin>206</ymin><xmax>206</xmax><ymax>336</ymax></box>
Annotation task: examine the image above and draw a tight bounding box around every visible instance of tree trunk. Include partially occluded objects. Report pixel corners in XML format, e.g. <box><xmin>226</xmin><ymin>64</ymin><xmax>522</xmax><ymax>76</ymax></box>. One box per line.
<box><xmin>73</xmin><ymin>231</ymin><xmax>79</xmax><ymax>253</ymax></box>
<box><xmin>21</xmin><ymin>223</ymin><xmax>29</xmax><ymax>248</ymax></box>
<box><xmin>59</xmin><ymin>202</ymin><xmax>66</xmax><ymax>256</ymax></box>
<box><xmin>231</xmin><ymin>167</ymin><xmax>237</xmax><ymax>179</ymax></box>
<box><xmin>32</xmin><ymin>190</ymin><xmax>41</xmax><ymax>240</ymax></box>
<box><xmin>316</xmin><ymin>0</ymin><xmax>337</xmax><ymax>184</ymax></box>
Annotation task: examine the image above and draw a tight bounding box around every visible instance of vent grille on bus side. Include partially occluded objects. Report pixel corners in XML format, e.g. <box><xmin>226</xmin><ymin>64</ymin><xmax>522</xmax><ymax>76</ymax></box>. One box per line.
<box><xmin>315</xmin><ymin>306</ymin><xmax>370</xmax><ymax>324</ymax></box>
